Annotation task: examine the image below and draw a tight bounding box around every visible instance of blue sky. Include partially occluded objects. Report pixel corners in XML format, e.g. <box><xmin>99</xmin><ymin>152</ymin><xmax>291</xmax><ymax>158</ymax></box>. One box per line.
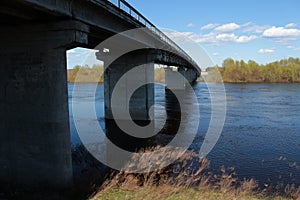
<box><xmin>67</xmin><ymin>0</ymin><xmax>300</xmax><ymax>68</ymax></box>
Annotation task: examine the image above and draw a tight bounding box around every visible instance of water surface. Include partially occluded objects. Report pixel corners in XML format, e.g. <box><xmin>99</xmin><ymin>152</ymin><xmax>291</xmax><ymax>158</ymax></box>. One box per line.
<box><xmin>68</xmin><ymin>83</ymin><xmax>300</xmax><ymax>186</ymax></box>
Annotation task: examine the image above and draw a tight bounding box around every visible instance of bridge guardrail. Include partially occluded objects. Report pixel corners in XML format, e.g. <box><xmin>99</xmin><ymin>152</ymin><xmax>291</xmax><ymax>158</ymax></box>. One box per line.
<box><xmin>104</xmin><ymin>0</ymin><xmax>199</xmax><ymax>69</ymax></box>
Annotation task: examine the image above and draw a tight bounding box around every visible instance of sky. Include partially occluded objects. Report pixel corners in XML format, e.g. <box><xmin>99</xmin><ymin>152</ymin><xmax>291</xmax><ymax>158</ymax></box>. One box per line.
<box><xmin>67</xmin><ymin>0</ymin><xmax>300</xmax><ymax>68</ymax></box>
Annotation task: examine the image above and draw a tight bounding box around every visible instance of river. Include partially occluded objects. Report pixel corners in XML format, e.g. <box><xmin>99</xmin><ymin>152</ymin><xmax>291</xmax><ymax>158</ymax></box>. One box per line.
<box><xmin>68</xmin><ymin>82</ymin><xmax>300</xmax><ymax>187</ymax></box>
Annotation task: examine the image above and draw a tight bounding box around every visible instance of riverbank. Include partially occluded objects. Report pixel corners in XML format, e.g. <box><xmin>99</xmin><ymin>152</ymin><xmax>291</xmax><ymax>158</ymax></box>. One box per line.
<box><xmin>88</xmin><ymin>148</ymin><xmax>299</xmax><ymax>200</ymax></box>
<box><xmin>92</xmin><ymin>186</ymin><xmax>294</xmax><ymax>200</ymax></box>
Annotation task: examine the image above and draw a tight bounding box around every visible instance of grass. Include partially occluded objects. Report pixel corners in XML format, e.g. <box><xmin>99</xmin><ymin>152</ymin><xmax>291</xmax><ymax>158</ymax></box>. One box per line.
<box><xmin>92</xmin><ymin>186</ymin><xmax>291</xmax><ymax>200</ymax></box>
<box><xmin>89</xmin><ymin>147</ymin><xmax>300</xmax><ymax>200</ymax></box>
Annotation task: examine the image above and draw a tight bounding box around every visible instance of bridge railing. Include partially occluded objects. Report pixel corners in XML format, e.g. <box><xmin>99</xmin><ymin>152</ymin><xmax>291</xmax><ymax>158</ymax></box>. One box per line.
<box><xmin>104</xmin><ymin>0</ymin><xmax>198</xmax><ymax>68</ymax></box>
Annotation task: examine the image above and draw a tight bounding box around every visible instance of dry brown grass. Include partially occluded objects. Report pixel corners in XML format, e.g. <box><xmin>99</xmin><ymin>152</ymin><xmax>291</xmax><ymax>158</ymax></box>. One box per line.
<box><xmin>90</xmin><ymin>147</ymin><xmax>299</xmax><ymax>200</ymax></box>
<box><xmin>284</xmin><ymin>184</ymin><xmax>300</xmax><ymax>200</ymax></box>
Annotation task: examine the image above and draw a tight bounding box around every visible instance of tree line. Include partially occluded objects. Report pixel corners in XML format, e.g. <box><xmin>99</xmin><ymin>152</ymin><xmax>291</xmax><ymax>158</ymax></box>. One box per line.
<box><xmin>67</xmin><ymin>64</ymin><xmax>166</xmax><ymax>83</ymax></box>
<box><xmin>68</xmin><ymin>57</ymin><xmax>300</xmax><ymax>83</ymax></box>
<box><xmin>68</xmin><ymin>65</ymin><xmax>104</xmax><ymax>83</ymax></box>
<box><xmin>204</xmin><ymin>57</ymin><xmax>300</xmax><ymax>83</ymax></box>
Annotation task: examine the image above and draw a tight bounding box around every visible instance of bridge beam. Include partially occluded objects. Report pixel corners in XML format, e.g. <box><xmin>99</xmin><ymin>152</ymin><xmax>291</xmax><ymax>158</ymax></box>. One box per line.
<box><xmin>0</xmin><ymin>22</ymin><xmax>88</xmax><ymax>188</ymax></box>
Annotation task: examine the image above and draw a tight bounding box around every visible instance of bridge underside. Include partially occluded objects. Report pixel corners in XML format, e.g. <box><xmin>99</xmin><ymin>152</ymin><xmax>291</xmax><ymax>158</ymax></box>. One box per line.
<box><xmin>0</xmin><ymin>1</ymin><xmax>200</xmax><ymax>189</ymax></box>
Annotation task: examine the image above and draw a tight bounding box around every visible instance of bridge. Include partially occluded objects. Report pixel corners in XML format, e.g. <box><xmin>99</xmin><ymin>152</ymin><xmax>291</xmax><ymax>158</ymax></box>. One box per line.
<box><xmin>0</xmin><ymin>0</ymin><xmax>200</xmax><ymax>188</ymax></box>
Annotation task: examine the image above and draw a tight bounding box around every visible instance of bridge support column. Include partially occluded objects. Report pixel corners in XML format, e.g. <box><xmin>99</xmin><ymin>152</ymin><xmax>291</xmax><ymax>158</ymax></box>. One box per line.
<box><xmin>103</xmin><ymin>50</ymin><xmax>154</xmax><ymax>151</ymax></box>
<box><xmin>165</xmin><ymin>66</ymin><xmax>185</xmax><ymax>90</ymax></box>
<box><xmin>178</xmin><ymin>67</ymin><xmax>199</xmax><ymax>84</ymax></box>
<box><xmin>0</xmin><ymin>22</ymin><xmax>88</xmax><ymax>188</ymax></box>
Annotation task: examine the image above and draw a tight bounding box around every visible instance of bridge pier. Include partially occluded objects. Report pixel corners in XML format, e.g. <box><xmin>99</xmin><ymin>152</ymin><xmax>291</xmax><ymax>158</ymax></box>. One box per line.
<box><xmin>165</xmin><ymin>66</ymin><xmax>186</xmax><ymax>90</ymax></box>
<box><xmin>178</xmin><ymin>67</ymin><xmax>199</xmax><ymax>84</ymax></box>
<box><xmin>0</xmin><ymin>22</ymin><xmax>88</xmax><ymax>188</ymax></box>
<box><xmin>102</xmin><ymin>50</ymin><xmax>154</xmax><ymax>151</ymax></box>
<box><xmin>165</xmin><ymin>66</ymin><xmax>199</xmax><ymax>90</ymax></box>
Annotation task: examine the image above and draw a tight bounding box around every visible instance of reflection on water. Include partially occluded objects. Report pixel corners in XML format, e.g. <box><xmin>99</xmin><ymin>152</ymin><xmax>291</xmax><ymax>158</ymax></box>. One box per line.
<box><xmin>69</xmin><ymin>82</ymin><xmax>300</xmax><ymax>187</ymax></box>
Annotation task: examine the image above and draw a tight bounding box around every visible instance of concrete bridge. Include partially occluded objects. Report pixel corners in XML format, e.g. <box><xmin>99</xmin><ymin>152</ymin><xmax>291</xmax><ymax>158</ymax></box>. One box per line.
<box><xmin>0</xmin><ymin>0</ymin><xmax>200</xmax><ymax>188</ymax></box>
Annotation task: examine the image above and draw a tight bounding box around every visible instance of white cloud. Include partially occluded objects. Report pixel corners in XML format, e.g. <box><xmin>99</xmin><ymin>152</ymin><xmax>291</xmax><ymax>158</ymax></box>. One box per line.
<box><xmin>241</xmin><ymin>22</ymin><xmax>253</xmax><ymax>27</ymax></box>
<box><xmin>243</xmin><ymin>24</ymin><xmax>271</xmax><ymax>33</ymax></box>
<box><xmin>192</xmin><ymin>33</ymin><xmax>215</xmax><ymax>43</ymax></box>
<box><xmin>67</xmin><ymin>48</ymin><xmax>98</xmax><ymax>60</ymax></box>
<box><xmin>214</xmin><ymin>23</ymin><xmax>240</xmax><ymax>33</ymax></box>
<box><xmin>263</xmin><ymin>26</ymin><xmax>300</xmax><ymax>41</ymax></box>
<box><xmin>216</xmin><ymin>33</ymin><xmax>236</xmax><ymax>42</ymax></box>
<box><xmin>213</xmin><ymin>52</ymin><xmax>220</xmax><ymax>56</ymax></box>
<box><xmin>285</xmin><ymin>23</ymin><xmax>297</xmax><ymax>28</ymax></box>
<box><xmin>201</xmin><ymin>23</ymin><xmax>219</xmax><ymax>30</ymax></box>
<box><xmin>192</xmin><ymin>32</ymin><xmax>257</xmax><ymax>44</ymax></box>
<box><xmin>167</xmin><ymin>31</ymin><xmax>194</xmax><ymax>38</ymax></box>
<box><xmin>167</xmin><ymin>22</ymin><xmax>260</xmax><ymax>45</ymax></box>
<box><xmin>258</xmin><ymin>48</ymin><xmax>275</xmax><ymax>54</ymax></box>
<box><xmin>236</xmin><ymin>35</ymin><xmax>258</xmax><ymax>43</ymax></box>
<box><xmin>215</xmin><ymin>33</ymin><xmax>258</xmax><ymax>43</ymax></box>
<box><xmin>187</xmin><ymin>23</ymin><xmax>195</xmax><ymax>28</ymax></box>
<box><xmin>168</xmin><ymin>31</ymin><xmax>258</xmax><ymax>45</ymax></box>
<box><xmin>286</xmin><ymin>45</ymin><xmax>300</xmax><ymax>50</ymax></box>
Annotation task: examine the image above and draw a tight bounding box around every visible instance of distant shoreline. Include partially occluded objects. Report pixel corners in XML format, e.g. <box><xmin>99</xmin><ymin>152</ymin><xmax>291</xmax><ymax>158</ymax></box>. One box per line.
<box><xmin>68</xmin><ymin>57</ymin><xmax>300</xmax><ymax>84</ymax></box>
